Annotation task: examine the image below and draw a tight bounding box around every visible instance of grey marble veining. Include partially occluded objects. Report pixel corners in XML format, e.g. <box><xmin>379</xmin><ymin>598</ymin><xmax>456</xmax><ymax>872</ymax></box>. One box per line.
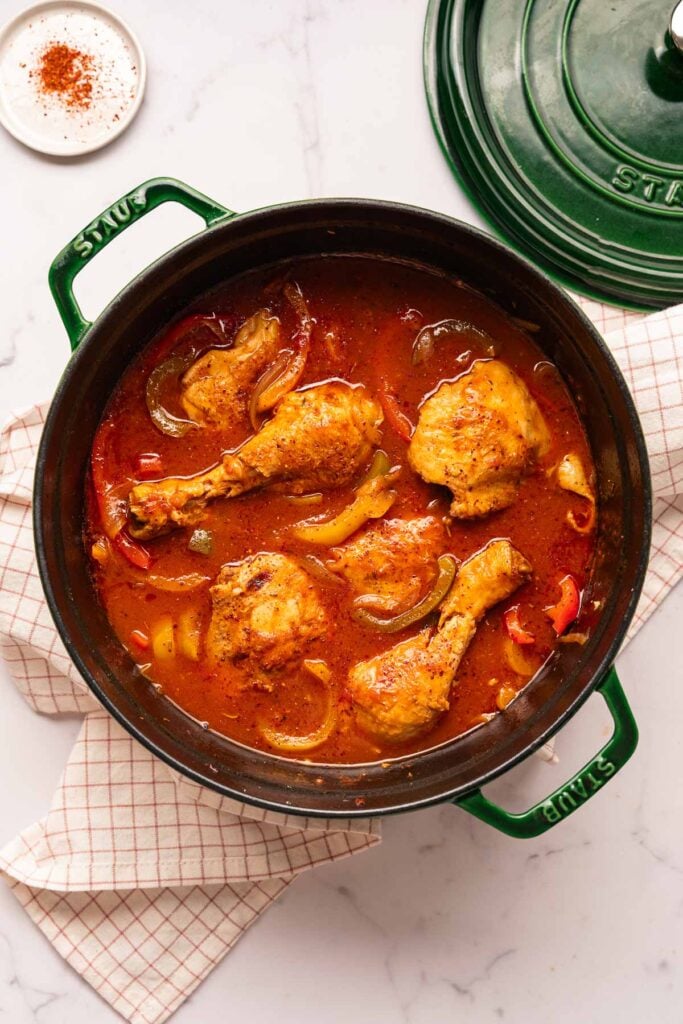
<box><xmin>0</xmin><ymin>1</ymin><xmax>680</xmax><ymax>1022</ymax></box>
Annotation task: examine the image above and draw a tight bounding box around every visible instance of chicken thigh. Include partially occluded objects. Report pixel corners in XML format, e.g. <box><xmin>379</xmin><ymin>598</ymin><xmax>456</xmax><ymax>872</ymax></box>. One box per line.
<box><xmin>327</xmin><ymin>516</ymin><xmax>445</xmax><ymax>611</ymax></box>
<box><xmin>181</xmin><ymin>310</ymin><xmax>281</xmax><ymax>429</ymax></box>
<box><xmin>409</xmin><ymin>360</ymin><xmax>549</xmax><ymax>519</ymax></box>
<box><xmin>347</xmin><ymin>539</ymin><xmax>531</xmax><ymax>742</ymax></box>
<box><xmin>129</xmin><ymin>382</ymin><xmax>383</xmax><ymax>538</ymax></box>
<box><xmin>207</xmin><ymin>553</ymin><xmax>327</xmax><ymax>670</ymax></box>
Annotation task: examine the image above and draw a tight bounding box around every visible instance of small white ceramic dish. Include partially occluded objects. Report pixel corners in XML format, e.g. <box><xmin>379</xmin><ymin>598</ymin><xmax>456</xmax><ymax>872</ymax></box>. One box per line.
<box><xmin>0</xmin><ymin>0</ymin><xmax>146</xmax><ymax>156</ymax></box>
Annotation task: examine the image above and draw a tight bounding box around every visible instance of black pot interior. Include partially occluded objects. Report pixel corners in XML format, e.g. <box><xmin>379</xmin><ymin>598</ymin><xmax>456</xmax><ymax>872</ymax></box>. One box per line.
<box><xmin>36</xmin><ymin>201</ymin><xmax>650</xmax><ymax>816</ymax></box>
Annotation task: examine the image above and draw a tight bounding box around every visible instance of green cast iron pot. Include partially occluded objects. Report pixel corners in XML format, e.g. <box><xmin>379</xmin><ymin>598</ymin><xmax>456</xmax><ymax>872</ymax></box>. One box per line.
<box><xmin>35</xmin><ymin>178</ymin><xmax>651</xmax><ymax>837</ymax></box>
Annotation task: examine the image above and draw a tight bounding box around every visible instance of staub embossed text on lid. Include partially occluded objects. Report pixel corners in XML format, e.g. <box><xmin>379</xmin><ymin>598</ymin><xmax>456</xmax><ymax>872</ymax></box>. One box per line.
<box><xmin>424</xmin><ymin>0</ymin><xmax>683</xmax><ymax>309</ymax></box>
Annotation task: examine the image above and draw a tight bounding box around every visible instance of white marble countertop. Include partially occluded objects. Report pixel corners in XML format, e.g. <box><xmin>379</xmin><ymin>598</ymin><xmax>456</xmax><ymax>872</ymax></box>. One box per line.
<box><xmin>0</xmin><ymin>1</ymin><xmax>680</xmax><ymax>1021</ymax></box>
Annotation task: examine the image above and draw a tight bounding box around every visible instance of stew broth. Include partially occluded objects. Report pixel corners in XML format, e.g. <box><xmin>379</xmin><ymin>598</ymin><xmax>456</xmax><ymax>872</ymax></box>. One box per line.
<box><xmin>86</xmin><ymin>256</ymin><xmax>596</xmax><ymax>763</ymax></box>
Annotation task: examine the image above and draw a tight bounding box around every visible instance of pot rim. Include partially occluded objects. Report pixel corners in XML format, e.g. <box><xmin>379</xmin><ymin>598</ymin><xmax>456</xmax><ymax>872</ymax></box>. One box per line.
<box><xmin>34</xmin><ymin>196</ymin><xmax>653</xmax><ymax>817</ymax></box>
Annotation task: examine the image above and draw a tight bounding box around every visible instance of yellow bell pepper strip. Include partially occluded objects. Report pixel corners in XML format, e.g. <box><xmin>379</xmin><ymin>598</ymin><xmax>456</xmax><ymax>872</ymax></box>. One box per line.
<box><xmin>303</xmin><ymin>658</ymin><xmax>332</xmax><ymax>683</ymax></box>
<box><xmin>545</xmin><ymin>574</ymin><xmax>581</xmax><ymax>634</ymax></box>
<box><xmin>352</xmin><ymin>553</ymin><xmax>458</xmax><ymax>633</ymax></box>
<box><xmin>503</xmin><ymin>635</ymin><xmax>540</xmax><ymax>677</ymax></box>
<box><xmin>291</xmin><ymin>461</ymin><xmax>400</xmax><ymax>546</ymax></box>
<box><xmin>90</xmin><ymin>537</ymin><xmax>109</xmax><ymax>563</ymax></box>
<box><xmin>151</xmin><ymin>615</ymin><xmax>175</xmax><ymax>660</ymax></box>
<box><xmin>177</xmin><ymin>609</ymin><xmax>202</xmax><ymax>661</ymax></box>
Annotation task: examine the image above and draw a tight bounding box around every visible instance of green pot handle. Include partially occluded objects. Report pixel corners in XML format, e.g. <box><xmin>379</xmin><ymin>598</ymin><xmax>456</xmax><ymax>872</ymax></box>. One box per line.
<box><xmin>456</xmin><ymin>667</ymin><xmax>637</xmax><ymax>838</ymax></box>
<box><xmin>48</xmin><ymin>177</ymin><xmax>234</xmax><ymax>351</ymax></box>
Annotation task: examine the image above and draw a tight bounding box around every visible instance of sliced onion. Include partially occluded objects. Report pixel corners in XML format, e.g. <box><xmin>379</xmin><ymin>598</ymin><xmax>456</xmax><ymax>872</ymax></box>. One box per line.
<box><xmin>496</xmin><ymin>685</ymin><xmax>517</xmax><ymax>711</ymax></box>
<box><xmin>299</xmin><ymin>554</ymin><xmax>347</xmax><ymax>587</ymax></box>
<box><xmin>558</xmin><ymin>631</ymin><xmax>589</xmax><ymax>645</ymax></box>
<box><xmin>303</xmin><ymin>659</ymin><xmax>332</xmax><ymax>683</ymax></box>
<box><xmin>284</xmin><ymin>492</ymin><xmax>324</xmax><ymax>505</ymax></box>
<box><xmin>566</xmin><ymin>507</ymin><xmax>596</xmax><ymax>534</ymax></box>
<box><xmin>98</xmin><ymin>481</ymin><xmax>130</xmax><ymax>540</ymax></box>
<box><xmin>146</xmin><ymin>351</ymin><xmax>198</xmax><ymax>437</ymax></box>
<box><xmin>249</xmin><ymin>281</ymin><xmax>313</xmax><ymax>429</ymax></box>
<box><xmin>249</xmin><ymin>349</ymin><xmax>293</xmax><ymax>430</ymax></box>
<box><xmin>557</xmin><ymin>454</ymin><xmax>594</xmax><ymax>502</ymax></box>
<box><xmin>556</xmin><ymin>454</ymin><xmax>596</xmax><ymax>534</ymax></box>
<box><xmin>144</xmin><ymin>572</ymin><xmax>210</xmax><ymax>592</ymax></box>
<box><xmin>412</xmin><ymin>319</ymin><xmax>493</xmax><ymax>365</ymax></box>
<box><xmin>533</xmin><ymin>360</ymin><xmax>563</xmax><ymax>385</ymax></box>
<box><xmin>259</xmin><ymin>689</ymin><xmax>338</xmax><ymax>752</ymax></box>
<box><xmin>510</xmin><ymin>316</ymin><xmax>540</xmax><ymax>332</ymax></box>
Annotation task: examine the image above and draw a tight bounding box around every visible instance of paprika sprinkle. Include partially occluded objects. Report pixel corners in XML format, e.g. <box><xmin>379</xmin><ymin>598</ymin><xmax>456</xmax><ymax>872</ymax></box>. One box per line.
<box><xmin>31</xmin><ymin>42</ymin><xmax>96</xmax><ymax>110</ymax></box>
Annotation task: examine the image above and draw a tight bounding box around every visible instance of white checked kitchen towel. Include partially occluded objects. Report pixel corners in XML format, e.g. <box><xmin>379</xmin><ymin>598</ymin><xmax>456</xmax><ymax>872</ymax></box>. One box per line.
<box><xmin>0</xmin><ymin>297</ymin><xmax>680</xmax><ymax>1024</ymax></box>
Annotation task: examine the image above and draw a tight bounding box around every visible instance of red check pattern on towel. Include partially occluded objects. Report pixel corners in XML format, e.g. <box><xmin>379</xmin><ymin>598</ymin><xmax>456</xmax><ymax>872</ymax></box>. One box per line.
<box><xmin>0</xmin><ymin>299</ymin><xmax>681</xmax><ymax>1024</ymax></box>
<box><xmin>574</xmin><ymin>297</ymin><xmax>683</xmax><ymax>634</ymax></box>
<box><xmin>0</xmin><ymin>407</ymin><xmax>380</xmax><ymax>1024</ymax></box>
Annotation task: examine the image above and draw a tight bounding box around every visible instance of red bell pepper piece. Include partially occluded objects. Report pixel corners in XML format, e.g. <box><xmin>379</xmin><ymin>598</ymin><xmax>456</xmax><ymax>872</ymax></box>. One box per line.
<box><xmin>91</xmin><ymin>418</ymin><xmax>152</xmax><ymax>570</ymax></box>
<box><xmin>134</xmin><ymin>453</ymin><xmax>164</xmax><ymax>479</ymax></box>
<box><xmin>545</xmin><ymin>575</ymin><xmax>580</xmax><ymax>635</ymax></box>
<box><xmin>113</xmin><ymin>530</ymin><xmax>152</xmax><ymax>570</ymax></box>
<box><xmin>503</xmin><ymin>605</ymin><xmax>535</xmax><ymax>645</ymax></box>
<box><xmin>129</xmin><ymin>629</ymin><xmax>150</xmax><ymax>650</ymax></box>
<box><xmin>378</xmin><ymin>380</ymin><xmax>414</xmax><ymax>442</ymax></box>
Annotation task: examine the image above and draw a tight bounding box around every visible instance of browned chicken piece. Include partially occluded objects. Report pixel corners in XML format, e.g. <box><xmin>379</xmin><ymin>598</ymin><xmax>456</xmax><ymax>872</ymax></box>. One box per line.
<box><xmin>207</xmin><ymin>553</ymin><xmax>327</xmax><ymax>670</ymax></box>
<box><xmin>409</xmin><ymin>360</ymin><xmax>550</xmax><ymax>519</ymax></box>
<box><xmin>128</xmin><ymin>381</ymin><xmax>383</xmax><ymax>539</ymax></box>
<box><xmin>347</xmin><ymin>539</ymin><xmax>531</xmax><ymax>742</ymax></box>
<box><xmin>181</xmin><ymin>310</ymin><xmax>281</xmax><ymax>428</ymax></box>
<box><xmin>327</xmin><ymin>516</ymin><xmax>445</xmax><ymax>612</ymax></box>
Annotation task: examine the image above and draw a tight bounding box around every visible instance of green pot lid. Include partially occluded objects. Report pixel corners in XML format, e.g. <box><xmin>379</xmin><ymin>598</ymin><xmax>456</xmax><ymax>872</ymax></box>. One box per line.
<box><xmin>424</xmin><ymin>0</ymin><xmax>683</xmax><ymax>310</ymax></box>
